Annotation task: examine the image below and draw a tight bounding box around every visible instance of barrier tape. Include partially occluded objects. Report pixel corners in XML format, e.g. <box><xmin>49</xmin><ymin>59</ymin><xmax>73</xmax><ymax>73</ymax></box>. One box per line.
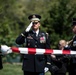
<box><xmin>11</xmin><ymin>47</ymin><xmax>76</xmax><ymax>54</ymax></box>
<box><xmin>1</xmin><ymin>45</ymin><xmax>76</xmax><ymax>55</ymax></box>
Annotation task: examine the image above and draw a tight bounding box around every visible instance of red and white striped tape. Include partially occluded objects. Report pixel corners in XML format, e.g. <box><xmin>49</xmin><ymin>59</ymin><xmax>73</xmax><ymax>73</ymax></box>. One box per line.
<box><xmin>1</xmin><ymin>45</ymin><xmax>76</xmax><ymax>55</ymax></box>
<box><xmin>11</xmin><ymin>47</ymin><xmax>76</xmax><ymax>54</ymax></box>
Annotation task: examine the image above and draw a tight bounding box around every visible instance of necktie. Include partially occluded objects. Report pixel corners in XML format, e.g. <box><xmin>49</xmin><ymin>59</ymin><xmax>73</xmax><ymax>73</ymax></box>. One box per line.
<box><xmin>34</xmin><ymin>32</ymin><xmax>36</xmax><ymax>37</ymax></box>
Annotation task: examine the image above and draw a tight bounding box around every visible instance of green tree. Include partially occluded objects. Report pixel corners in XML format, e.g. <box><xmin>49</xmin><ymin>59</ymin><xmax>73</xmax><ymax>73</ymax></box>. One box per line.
<box><xmin>43</xmin><ymin>0</ymin><xmax>76</xmax><ymax>48</ymax></box>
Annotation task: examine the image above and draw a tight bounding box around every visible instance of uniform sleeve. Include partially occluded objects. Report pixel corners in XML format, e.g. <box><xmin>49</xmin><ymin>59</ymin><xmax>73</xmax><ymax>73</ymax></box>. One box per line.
<box><xmin>15</xmin><ymin>31</ymin><xmax>28</xmax><ymax>45</ymax></box>
<box><xmin>70</xmin><ymin>36</ymin><xmax>76</xmax><ymax>50</ymax></box>
<box><xmin>45</xmin><ymin>33</ymin><xmax>51</xmax><ymax>49</ymax></box>
<box><xmin>45</xmin><ymin>33</ymin><xmax>51</xmax><ymax>66</ymax></box>
<box><xmin>0</xmin><ymin>53</ymin><xmax>3</xmax><ymax>69</ymax></box>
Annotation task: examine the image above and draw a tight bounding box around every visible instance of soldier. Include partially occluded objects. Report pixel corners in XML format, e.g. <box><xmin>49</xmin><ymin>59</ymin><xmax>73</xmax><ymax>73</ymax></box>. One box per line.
<box><xmin>68</xmin><ymin>18</ymin><xmax>76</xmax><ymax>75</ymax></box>
<box><xmin>0</xmin><ymin>46</ymin><xmax>3</xmax><ymax>70</ymax></box>
<box><xmin>50</xmin><ymin>40</ymin><xmax>69</xmax><ymax>75</ymax></box>
<box><xmin>0</xmin><ymin>56</ymin><xmax>3</xmax><ymax>70</ymax></box>
<box><xmin>15</xmin><ymin>14</ymin><xmax>51</xmax><ymax>75</ymax></box>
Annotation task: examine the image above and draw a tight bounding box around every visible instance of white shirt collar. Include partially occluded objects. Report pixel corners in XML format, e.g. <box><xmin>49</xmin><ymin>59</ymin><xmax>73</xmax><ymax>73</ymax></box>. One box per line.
<box><xmin>33</xmin><ymin>29</ymin><xmax>39</xmax><ymax>36</ymax></box>
<box><xmin>36</xmin><ymin>29</ymin><xmax>39</xmax><ymax>36</ymax></box>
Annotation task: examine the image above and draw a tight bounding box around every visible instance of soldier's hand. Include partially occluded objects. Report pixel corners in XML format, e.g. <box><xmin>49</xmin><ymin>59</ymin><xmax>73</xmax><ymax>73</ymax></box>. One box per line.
<box><xmin>44</xmin><ymin>67</ymin><xmax>49</xmax><ymax>73</ymax></box>
<box><xmin>21</xmin><ymin>22</ymin><xmax>32</xmax><ymax>37</ymax></box>
<box><xmin>1</xmin><ymin>45</ymin><xmax>12</xmax><ymax>55</ymax></box>
<box><xmin>25</xmin><ymin>22</ymin><xmax>32</xmax><ymax>32</ymax></box>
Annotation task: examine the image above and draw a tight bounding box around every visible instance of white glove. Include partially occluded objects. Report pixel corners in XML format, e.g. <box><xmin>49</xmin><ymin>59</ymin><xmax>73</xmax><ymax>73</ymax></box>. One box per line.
<box><xmin>25</xmin><ymin>22</ymin><xmax>32</xmax><ymax>32</ymax></box>
<box><xmin>1</xmin><ymin>45</ymin><xmax>12</xmax><ymax>55</ymax></box>
<box><xmin>44</xmin><ymin>67</ymin><xmax>49</xmax><ymax>73</ymax></box>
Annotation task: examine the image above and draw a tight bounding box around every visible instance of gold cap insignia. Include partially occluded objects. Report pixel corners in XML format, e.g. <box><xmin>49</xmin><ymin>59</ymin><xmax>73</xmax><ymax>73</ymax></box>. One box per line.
<box><xmin>33</xmin><ymin>15</ymin><xmax>36</xmax><ymax>18</ymax></box>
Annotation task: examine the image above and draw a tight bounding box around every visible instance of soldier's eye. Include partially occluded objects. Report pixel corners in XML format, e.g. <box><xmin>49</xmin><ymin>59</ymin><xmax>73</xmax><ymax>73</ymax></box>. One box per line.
<box><xmin>33</xmin><ymin>22</ymin><xmax>38</xmax><ymax>24</ymax></box>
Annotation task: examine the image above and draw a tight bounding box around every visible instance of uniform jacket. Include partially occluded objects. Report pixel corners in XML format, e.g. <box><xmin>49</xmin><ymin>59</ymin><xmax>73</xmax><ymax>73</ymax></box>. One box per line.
<box><xmin>51</xmin><ymin>54</ymin><xmax>67</xmax><ymax>74</ymax></box>
<box><xmin>16</xmin><ymin>30</ymin><xmax>51</xmax><ymax>72</ymax></box>
<box><xmin>70</xmin><ymin>35</ymin><xmax>76</xmax><ymax>63</ymax></box>
<box><xmin>0</xmin><ymin>54</ymin><xmax>3</xmax><ymax>70</ymax></box>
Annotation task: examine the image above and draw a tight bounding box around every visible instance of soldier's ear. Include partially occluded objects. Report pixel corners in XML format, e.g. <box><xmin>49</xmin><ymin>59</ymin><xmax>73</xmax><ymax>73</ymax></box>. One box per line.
<box><xmin>39</xmin><ymin>24</ymin><xmax>40</xmax><ymax>27</ymax></box>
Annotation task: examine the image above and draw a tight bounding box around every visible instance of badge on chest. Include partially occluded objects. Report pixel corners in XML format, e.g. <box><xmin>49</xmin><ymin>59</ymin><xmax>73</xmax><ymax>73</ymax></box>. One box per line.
<box><xmin>73</xmin><ymin>41</ymin><xmax>76</xmax><ymax>46</ymax></box>
<box><xmin>40</xmin><ymin>33</ymin><xmax>46</xmax><ymax>43</ymax></box>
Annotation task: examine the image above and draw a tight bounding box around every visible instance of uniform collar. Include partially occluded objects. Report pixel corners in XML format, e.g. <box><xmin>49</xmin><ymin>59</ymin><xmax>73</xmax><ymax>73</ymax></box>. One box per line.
<box><xmin>32</xmin><ymin>29</ymin><xmax>39</xmax><ymax>36</ymax></box>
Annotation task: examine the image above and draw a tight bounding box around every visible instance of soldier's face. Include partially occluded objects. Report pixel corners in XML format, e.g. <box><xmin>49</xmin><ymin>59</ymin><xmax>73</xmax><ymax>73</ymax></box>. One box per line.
<box><xmin>72</xmin><ymin>25</ymin><xmax>76</xmax><ymax>34</ymax></box>
<box><xmin>32</xmin><ymin>21</ymin><xmax>40</xmax><ymax>30</ymax></box>
<box><xmin>58</xmin><ymin>41</ymin><xmax>66</xmax><ymax>50</ymax></box>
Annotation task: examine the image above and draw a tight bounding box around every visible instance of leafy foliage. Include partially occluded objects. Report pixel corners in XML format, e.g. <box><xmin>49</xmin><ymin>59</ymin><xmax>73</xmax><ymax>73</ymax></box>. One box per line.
<box><xmin>0</xmin><ymin>0</ymin><xmax>76</xmax><ymax>62</ymax></box>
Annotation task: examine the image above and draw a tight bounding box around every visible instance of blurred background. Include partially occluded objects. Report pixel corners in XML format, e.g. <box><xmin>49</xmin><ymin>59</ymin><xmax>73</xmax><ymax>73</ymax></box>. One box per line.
<box><xmin>0</xmin><ymin>0</ymin><xmax>76</xmax><ymax>74</ymax></box>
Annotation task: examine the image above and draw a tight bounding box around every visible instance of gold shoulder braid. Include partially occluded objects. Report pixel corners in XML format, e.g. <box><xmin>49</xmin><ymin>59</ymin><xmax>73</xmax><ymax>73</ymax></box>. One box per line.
<box><xmin>21</xmin><ymin>33</ymin><xmax>25</xmax><ymax>37</ymax></box>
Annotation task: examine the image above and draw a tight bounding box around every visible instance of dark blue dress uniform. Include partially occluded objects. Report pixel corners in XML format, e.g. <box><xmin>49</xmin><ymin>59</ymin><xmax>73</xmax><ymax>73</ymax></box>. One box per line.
<box><xmin>69</xmin><ymin>18</ymin><xmax>76</xmax><ymax>75</ymax></box>
<box><xmin>0</xmin><ymin>56</ymin><xmax>3</xmax><ymax>70</ymax></box>
<box><xmin>0</xmin><ymin>49</ymin><xmax>3</xmax><ymax>70</ymax></box>
<box><xmin>69</xmin><ymin>35</ymin><xmax>76</xmax><ymax>75</ymax></box>
<box><xmin>15</xmin><ymin>30</ymin><xmax>51</xmax><ymax>73</ymax></box>
<box><xmin>51</xmin><ymin>54</ymin><xmax>67</xmax><ymax>75</ymax></box>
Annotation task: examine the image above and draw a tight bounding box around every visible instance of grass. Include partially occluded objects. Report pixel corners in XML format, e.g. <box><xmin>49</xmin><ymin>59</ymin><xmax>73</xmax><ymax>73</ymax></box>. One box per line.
<box><xmin>0</xmin><ymin>63</ymin><xmax>68</xmax><ymax>75</ymax></box>
<box><xmin>0</xmin><ymin>63</ymin><xmax>51</xmax><ymax>75</ymax></box>
<box><xmin>0</xmin><ymin>63</ymin><xmax>23</xmax><ymax>75</ymax></box>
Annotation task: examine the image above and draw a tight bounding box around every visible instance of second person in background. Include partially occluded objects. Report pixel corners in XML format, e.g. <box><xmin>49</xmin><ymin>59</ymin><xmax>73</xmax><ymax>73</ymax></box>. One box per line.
<box><xmin>50</xmin><ymin>39</ymin><xmax>69</xmax><ymax>75</ymax></box>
